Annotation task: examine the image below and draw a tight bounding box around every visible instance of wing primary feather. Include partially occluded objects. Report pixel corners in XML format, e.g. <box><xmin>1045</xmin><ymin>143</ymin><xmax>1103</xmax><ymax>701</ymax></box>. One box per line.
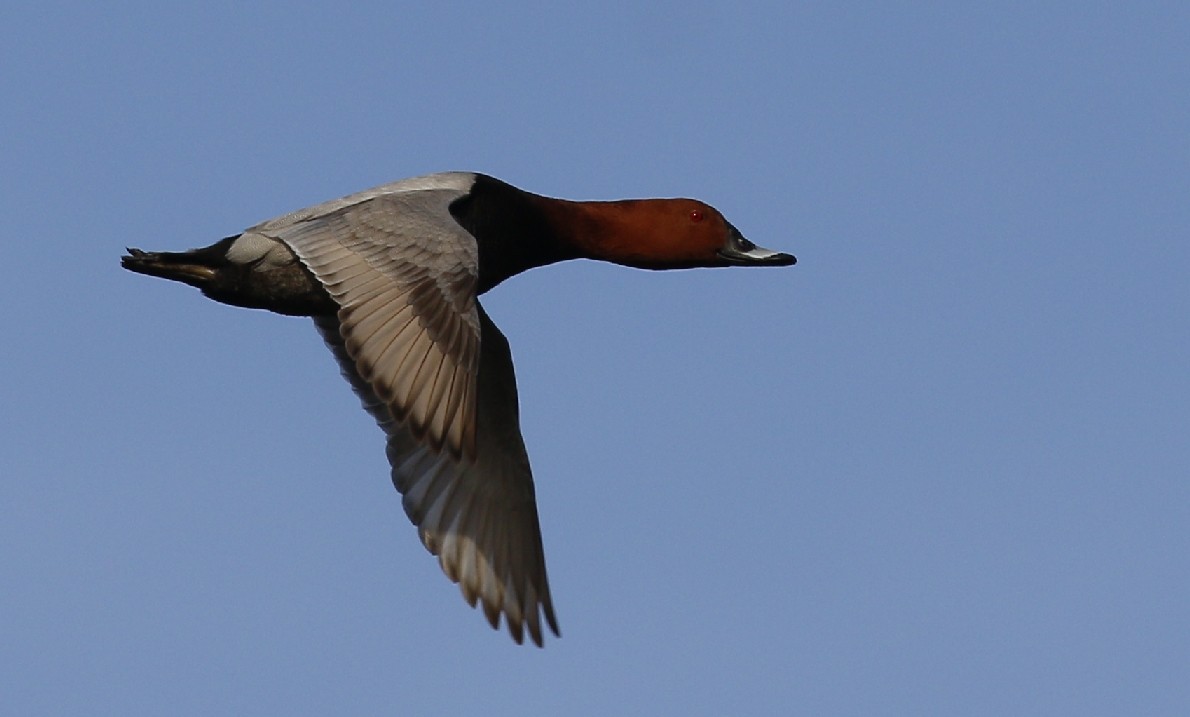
<box><xmin>284</xmin><ymin>198</ymin><xmax>561</xmax><ymax>645</ymax></box>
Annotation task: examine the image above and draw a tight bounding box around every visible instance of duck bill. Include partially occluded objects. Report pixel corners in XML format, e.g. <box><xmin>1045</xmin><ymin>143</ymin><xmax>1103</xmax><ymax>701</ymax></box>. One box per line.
<box><xmin>717</xmin><ymin>228</ymin><xmax>797</xmax><ymax>266</ymax></box>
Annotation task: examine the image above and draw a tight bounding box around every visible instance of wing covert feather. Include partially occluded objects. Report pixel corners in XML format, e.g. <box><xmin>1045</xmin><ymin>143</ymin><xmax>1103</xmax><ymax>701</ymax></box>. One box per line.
<box><xmin>271</xmin><ymin>190</ymin><xmax>481</xmax><ymax>459</ymax></box>
<box><xmin>269</xmin><ymin>185</ymin><xmax>559</xmax><ymax>644</ymax></box>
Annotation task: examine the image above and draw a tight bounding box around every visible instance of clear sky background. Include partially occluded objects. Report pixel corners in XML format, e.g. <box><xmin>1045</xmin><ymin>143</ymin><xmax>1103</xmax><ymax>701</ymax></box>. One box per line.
<box><xmin>3</xmin><ymin>2</ymin><xmax>1188</xmax><ymax>715</ymax></box>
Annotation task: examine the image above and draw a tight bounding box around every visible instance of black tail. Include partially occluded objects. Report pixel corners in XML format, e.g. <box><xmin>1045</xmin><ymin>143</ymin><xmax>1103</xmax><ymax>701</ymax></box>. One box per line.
<box><xmin>120</xmin><ymin>237</ymin><xmax>239</xmax><ymax>291</ymax></box>
<box><xmin>122</xmin><ymin>235</ymin><xmax>336</xmax><ymax>316</ymax></box>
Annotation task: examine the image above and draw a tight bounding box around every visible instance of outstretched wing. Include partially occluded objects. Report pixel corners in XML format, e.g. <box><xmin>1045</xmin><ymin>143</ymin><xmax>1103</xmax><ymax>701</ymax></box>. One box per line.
<box><xmin>256</xmin><ymin>186</ymin><xmax>558</xmax><ymax>644</ymax></box>
<box><xmin>268</xmin><ymin>190</ymin><xmax>481</xmax><ymax>459</ymax></box>
<box><xmin>313</xmin><ymin>307</ymin><xmax>559</xmax><ymax>646</ymax></box>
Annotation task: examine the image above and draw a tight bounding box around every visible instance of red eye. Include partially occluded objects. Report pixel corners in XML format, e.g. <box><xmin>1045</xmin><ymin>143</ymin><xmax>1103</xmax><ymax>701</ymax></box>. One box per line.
<box><xmin>690</xmin><ymin>210</ymin><xmax>704</xmax><ymax>222</ymax></box>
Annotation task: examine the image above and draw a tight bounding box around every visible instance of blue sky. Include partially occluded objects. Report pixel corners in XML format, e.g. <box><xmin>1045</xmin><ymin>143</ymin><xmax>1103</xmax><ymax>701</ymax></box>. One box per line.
<box><xmin>3</xmin><ymin>2</ymin><xmax>1188</xmax><ymax>714</ymax></box>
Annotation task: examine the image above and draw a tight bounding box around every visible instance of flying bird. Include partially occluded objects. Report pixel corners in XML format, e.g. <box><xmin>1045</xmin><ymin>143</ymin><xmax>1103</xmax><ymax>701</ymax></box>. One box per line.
<box><xmin>122</xmin><ymin>172</ymin><xmax>796</xmax><ymax>646</ymax></box>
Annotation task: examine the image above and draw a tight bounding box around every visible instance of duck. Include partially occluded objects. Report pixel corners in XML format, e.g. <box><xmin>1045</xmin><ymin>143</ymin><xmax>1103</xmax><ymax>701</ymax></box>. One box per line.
<box><xmin>121</xmin><ymin>171</ymin><xmax>796</xmax><ymax>646</ymax></box>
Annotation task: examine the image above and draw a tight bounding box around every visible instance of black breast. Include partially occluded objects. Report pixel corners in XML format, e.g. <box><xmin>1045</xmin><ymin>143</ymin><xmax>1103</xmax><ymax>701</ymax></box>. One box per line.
<box><xmin>449</xmin><ymin>175</ymin><xmax>580</xmax><ymax>294</ymax></box>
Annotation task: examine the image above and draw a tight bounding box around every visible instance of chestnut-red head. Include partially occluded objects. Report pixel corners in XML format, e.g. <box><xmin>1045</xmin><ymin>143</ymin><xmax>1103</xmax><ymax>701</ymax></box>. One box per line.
<box><xmin>558</xmin><ymin>197</ymin><xmax>795</xmax><ymax>270</ymax></box>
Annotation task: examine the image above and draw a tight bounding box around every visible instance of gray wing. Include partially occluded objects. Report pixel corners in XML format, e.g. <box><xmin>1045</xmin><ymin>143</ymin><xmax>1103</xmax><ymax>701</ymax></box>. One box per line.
<box><xmin>266</xmin><ymin>190</ymin><xmax>481</xmax><ymax>459</ymax></box>
<box><xmin>262</xmin><ymin>190</ymin><xmax>558</xmax><ymax>644</ymax></box>
<box><xmin>313</xmin><ymin>307</ymin><xmax>559</xmax><ymax>646</ymax></box>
